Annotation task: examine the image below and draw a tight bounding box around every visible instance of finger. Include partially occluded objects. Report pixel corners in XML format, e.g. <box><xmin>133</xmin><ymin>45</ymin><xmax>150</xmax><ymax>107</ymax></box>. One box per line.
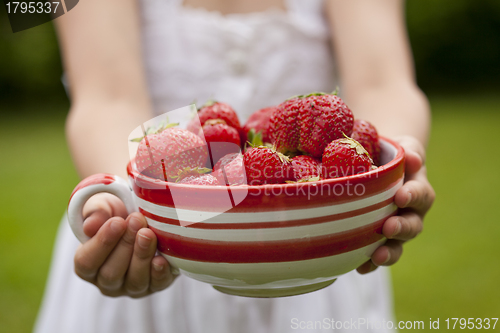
<box><xmin>82</xmin><ymin>193</ymin><xmax>128</xmax><ymax>237</ymax></box>
<box><xmin>383</xmin><ymin>213</ymin><xmax>423</xmax><ymax>241</ymax></box>
<box><xmin>396</xmin><ymin>135</ymin><xmax>426</xmax><ymax>164</ymax></box>
<box><xmin>394</xmin><ymin>178</ymin><xmax>435</xmax><ymax>213</ymax></box>
<box><xmin>96</xmin><ymin>213</ymin><xmax>148</xmax><ymax>291</ymax></box>
<box><xmin>83</xmin><ymin>209</ymin><xmax>112</xmax><ymax>238</ymax></box>
<box><xmin>106</xmin><ymin>194</ymin><xmax>129</xmax><ymax>218</ymax></box>
<box><xmin>74</xmin><ymin>217</ymin><xmax>127</xmax><ymax>281</ymax></box>
<box><xmin>83</xmin><ymin>193</ymin><xmax>128</xmax><ymax>218</ymax></box>
<box><xmin>404</xmin><ymin>150</ymin><xmax>423</xmax><ymax>176</ymax></box>
<box><xmin>124</xmin><ymin>228</ymin><xmax>157</xmax><ymax>296</ymax></box>
<box><xmin>149</xmin><ymin>255</ymin><xmax>175</xmax><ymax>292</ymax></box>
<box><xmin>370</xmin><ymin>240</ymin><xmax>403</xmax><ymax>266</ymax></box>
<box><xmin>356</xmin><ymin>260</ymin><xmax>378</xmax><ymax>275</ymax></box>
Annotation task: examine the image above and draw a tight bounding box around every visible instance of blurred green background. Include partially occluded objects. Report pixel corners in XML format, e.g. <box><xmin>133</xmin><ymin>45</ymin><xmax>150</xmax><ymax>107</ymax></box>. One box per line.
<box><xmin>1</xmin><ymin>0</ymin><xmax>500</xmax><ymax>332</ymax></box>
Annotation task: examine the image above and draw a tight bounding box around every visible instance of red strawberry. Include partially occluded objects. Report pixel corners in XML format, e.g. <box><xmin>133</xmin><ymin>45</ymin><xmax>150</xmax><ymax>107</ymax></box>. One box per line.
<box><xmin>213</xmin><ymin>153</ymin><xmax>246</xmax><ymax>185</ymax></box>
<box><xmin>322</xmin><ymin>137</ymin><xmax>374</xmax><ymax>179</ymax></box>
<box><xmin>269</xmin><ymin>92</ymin><xmax>354</xmax><ymax>158</ymax></box>
<box><xmin>199</xmin><ymin>119</ymin><xmax>241</xmax><ymax>145</ymax></box>
<box><xmin>198</xmin><ymin>119</ymin><xmax>241</xmax><ymax>166</ymax></box>
<box><xmin>351</xmin><ymin>119</ymin><xmax>381</xmax><ymax>166</ymax></box>
<box><xmin>243</xmin><ymin>147</ymin><xmax>293</xmax><ymax>185</ymax></box>
<box><xmin>179</xmin><ymin>174</ymin><xmax>220</xmax><ymax>186</ymax></box>
<box><xmin>268</xmin><ymin>98</ymin><xmax>301</xmax><ymax>153</ymax></box>
<box><xmin>243</xmin><ymin>106</ymin><xmax>276</xmax><ymax>144</ymax></box>
<box><xmin>213</xmin><ymin>152</ymin><xmax>240</xmax><ymax>171</ymax></box>
<box><xmin>290</xmin><ymin>155</ymin><xmax>322</xmax><ymax>181</ymax></box>
<box><xmin>135</xmin><ymin>128</ymin><xmax>208</xmax><ymax>181</ymax></box>
<box><xmin>187</xmin><ymin>101</ymin><xmax>241</xmax><ymax>135</ymax></box>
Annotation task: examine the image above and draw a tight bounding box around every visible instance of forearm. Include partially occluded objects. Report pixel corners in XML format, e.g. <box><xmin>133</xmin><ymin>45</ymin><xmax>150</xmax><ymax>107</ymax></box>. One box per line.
<box><xmin>342</xmin><ymin>82</ymin><xmax>431</xmax><ymax>147</ymax></box>
<box><xmin>326</xmin><ymin>0</ymin><xmax>430</xmax><ymax>146</ymax></box>
<box><xmin>56</xmin><ymin>0</ymin><xmax>154</xmax><ymax>179</ymax></box>
<box><xmin>66</xmin><ymin>99</ymin><xmax>153</xmax><ymax>179</ymax></box>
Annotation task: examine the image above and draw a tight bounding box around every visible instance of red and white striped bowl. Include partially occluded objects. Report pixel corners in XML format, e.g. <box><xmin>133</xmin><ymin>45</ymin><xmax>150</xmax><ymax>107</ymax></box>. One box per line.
<box><xmin>68</xmin><ymin>137</ymin><xmax>404</xmax><ymax>297</ymax></box>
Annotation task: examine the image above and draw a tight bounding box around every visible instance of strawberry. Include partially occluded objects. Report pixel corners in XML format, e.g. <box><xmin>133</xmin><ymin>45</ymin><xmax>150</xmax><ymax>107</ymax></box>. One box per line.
<box><xmin>213</xmin><ymin>153</ymin><xmax>246</xmax><ymax>185</ymax></box>
<box><xmin>187</xmin><ymin>101</ymin><xmax>241</xmax><ymax>135</ymax></box>
<box><xmin>199</xmin><ymin>119</ymin><xmax>241</xmax><ymax>145</ymax></box>
<box><xmin>135</xmin><ymin>127</ymin><xmax>208</xmax><ymax>181</ymax></box>
<box><xmin>243</xmin><ymin>147</ymin><xmax>293</xmax><ymax>185</ymax></box>
<box><xmin>351</xmin><ymin>119</ymin><xmax>381</xmax><ymax>166</ymax></box>
<box><xmin>243</xmin><ymin>106</ymin><xmax>276</xmax><ymax>144</ymax></box>
<box><xmin>213</xmin><ymin>152</ymin><xmax>241</xmax><ymax>171</ymax></box>
<box><xmin>198</xmin><ymin>119</ymin><xmax>241</xmax><ymax>166</ymax></box>
<box><xmin>268</xmin><ymin>98</ymin><xmax>301</xmax><ymax>154</ymax></box>
<box><xmin>322</xmin><ymin>137</ymin><xmax>374</xmax><ymax>179</ymax></box>
<box><xmin>179</xmin><ymin>174</ymin><xmax>220</xmax><ymax>186</ymax></box>
<box><xmin>290</xmin><ymin>155</ymin><xmax>322</xmax><ymax>181</ymax></box>
<box><xmin>269</xmin><ymin>92</ymin><xmax>354</xmax><ymax>158</ymax></box>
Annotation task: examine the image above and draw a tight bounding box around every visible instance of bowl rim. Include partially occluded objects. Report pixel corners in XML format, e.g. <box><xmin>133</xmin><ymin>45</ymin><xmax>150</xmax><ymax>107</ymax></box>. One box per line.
<box><xmin>127</xmin><ymin>136</ymin><xmax>404</xmax><ymax>192</ymax></box>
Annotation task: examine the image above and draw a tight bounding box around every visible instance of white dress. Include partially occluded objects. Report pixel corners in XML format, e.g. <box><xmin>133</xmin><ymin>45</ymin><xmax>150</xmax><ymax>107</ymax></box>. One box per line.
<box><xmin>34</xmin><ymin>0</ymin><xmax>397</xmax><ymax>332</ymax></box>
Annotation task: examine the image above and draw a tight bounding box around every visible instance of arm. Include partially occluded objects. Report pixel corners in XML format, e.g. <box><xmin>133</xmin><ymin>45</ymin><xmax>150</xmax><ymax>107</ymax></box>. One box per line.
<box><xmin>326</xmin><ymin>0</ymin><xmax>435</xmax><ymax>273</ymax></box>
<box><xmin>326</xmin><ymin>0</ymin><xmax>430</xmax><ymax>145</ymax></box>
<box><xmin>56</xmin><ymin>0</ymin><xmax>175</xmax><ymax>296</ymax></box>
<box><xmin>61</xmin><ymin>0</ymin><xmax>151</xmax><ymax>178</ymax></box>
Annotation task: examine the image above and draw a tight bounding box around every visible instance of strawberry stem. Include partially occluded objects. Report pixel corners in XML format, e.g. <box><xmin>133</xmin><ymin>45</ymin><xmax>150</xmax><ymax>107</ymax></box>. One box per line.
<box><xmin>198</xmin><ymin>99</ymin><xmax>218</xmax><ymax>110</ymax></box>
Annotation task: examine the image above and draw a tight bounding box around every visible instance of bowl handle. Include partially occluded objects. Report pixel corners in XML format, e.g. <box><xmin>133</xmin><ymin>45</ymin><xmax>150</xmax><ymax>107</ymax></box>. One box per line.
<box><xmin>67</xmin><ymin>174</ymin><xmax>138</xmax><ymax>243</ymax></box>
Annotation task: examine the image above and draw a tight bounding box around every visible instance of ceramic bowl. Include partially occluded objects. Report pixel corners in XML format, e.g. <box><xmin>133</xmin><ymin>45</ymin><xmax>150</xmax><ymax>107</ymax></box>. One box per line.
<box><xmin>68</xmin><ymin>137</ymin><xmax>404</xmax><ymax>297</ymax></box>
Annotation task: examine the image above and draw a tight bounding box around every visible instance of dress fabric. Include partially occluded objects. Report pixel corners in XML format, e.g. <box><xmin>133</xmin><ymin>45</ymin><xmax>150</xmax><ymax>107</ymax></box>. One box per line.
<box><xmin>34</xmin><ymin>0</ymin><xmax>397</xmax><ymax>332</ymax></box>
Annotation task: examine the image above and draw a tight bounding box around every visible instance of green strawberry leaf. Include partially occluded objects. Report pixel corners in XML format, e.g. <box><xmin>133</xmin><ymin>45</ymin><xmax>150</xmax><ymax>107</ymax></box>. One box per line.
<box><xmin>198</xmin><ymin>98</ymin><xmax>218</xmax><ymax>110</ymax></box>
<box><xmin>130</xmin><ymin>116</ymin><xmax>179</xmax><ymax>141</ymax></box>
<box><xmin>287</xmin><ymin>176</ymin><xmax>321</xmax><ymax>184</ymax></box>
<box><xmin>173</xmin><ymin>167</ymin><xmax>212</xmax><ymax>182</ymax></box>
<box><xmin>286</xmin><ymin>92</ymin><xmax>328</xmax><ymax>101</ymax></box>
<box><xmin>340</xmin><ymin>133</ymin><xmax>374</xmax><ymax>163</ymax></box>
<box><xmin>264</xmin><ymin>142</ymin><xmax>274</xmax><ymax>148</ymax></box>
<box><xmin>276</xmin><ymin>151</ymin><xmax>290</xmax><ymax>164</ymax></box>
<box><xmin>297</xmin><ymin>176</ymin><xmax>321</xmax><ymax>183</ymax></box>
<box><xmin>247</xmin><ymin>128</ymin><xmax>264</xmax><ymax>147</ymax></box>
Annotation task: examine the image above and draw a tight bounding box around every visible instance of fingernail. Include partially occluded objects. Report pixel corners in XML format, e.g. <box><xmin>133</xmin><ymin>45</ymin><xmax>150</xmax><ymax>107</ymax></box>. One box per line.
<box><xmin>137</xmin><ymin>232</ymin><xmax>152</xmax><ymax>249</ymax></box>
<box><xmin>382</xmin><ymin>250</ymin><xmax>391</xmax><ymax>265</ymax></box>
<box><xmin>129</xmin><ymin>217</ymin><xmax>142</xmax><ymax>233</ymax></box>
<box><xmin>110</xmin><ymin>219</ymin><xmax>125</xmax><ymax>233</ymax></box>
<box><xmin>404</xmin><ymin>191</ymin><xmax>412</xmax><ymax>207</ymax></box>
<box><xmin>153</xmin><ymin>262</ymin><xmax>163</xmax><ymax>272</ymax></box>
<box><xmin>391</xmin><ymin>220</ymin><xmax>402</xmax><ymax>238</ymax></box>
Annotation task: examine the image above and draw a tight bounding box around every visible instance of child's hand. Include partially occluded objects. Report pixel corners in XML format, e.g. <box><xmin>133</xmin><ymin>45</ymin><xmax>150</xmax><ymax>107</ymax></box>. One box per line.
<box><xmin>357</xmin><ymin>136</ymin><xmax>435</xmax><ymax>274</ymax></box>
<box><xmin>73</xmin><ymin>193</ymin><xmax>177</xmax><ymax>297</ymax></box>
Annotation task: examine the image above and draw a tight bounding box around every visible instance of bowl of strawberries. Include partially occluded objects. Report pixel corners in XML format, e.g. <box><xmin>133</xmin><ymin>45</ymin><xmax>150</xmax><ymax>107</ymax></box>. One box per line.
<box><xmin>68</xmin><ymin>93</ymin><xmax>405</xmax><ymax>298</ymax></box>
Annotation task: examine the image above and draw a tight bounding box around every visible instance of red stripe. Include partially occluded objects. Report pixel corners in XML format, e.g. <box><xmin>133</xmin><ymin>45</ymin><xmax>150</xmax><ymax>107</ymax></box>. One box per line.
<box><xmin>150</xmin><ymin>215</ymin><xmax>393</xmax><ymax>263</ymax></box>
<box><xmin>69</xmin><ymin>174</ymin><xmax>115</xmax><ymax>202</ymax></box>
<box><xmin>140</xmin><ymin>197</ymin><xmax>395</xmax><ymax>229</ymax></box>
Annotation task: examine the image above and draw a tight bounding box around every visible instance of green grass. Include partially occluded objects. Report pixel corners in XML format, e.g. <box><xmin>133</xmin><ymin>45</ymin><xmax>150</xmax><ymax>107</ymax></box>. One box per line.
<box><xmin>0</xmin><ymin>96</ymin><xmax>499</xmax><ymax>332</ymax></box>
<box><xmin>0</xmin><ymin>103</ymin><xmax>79</xmax><ymax>332</ymax></box>
<box><xmin>391</xmin><ymin>94</ymin><xmax>500</xmax><ymax>326</ymax></box>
